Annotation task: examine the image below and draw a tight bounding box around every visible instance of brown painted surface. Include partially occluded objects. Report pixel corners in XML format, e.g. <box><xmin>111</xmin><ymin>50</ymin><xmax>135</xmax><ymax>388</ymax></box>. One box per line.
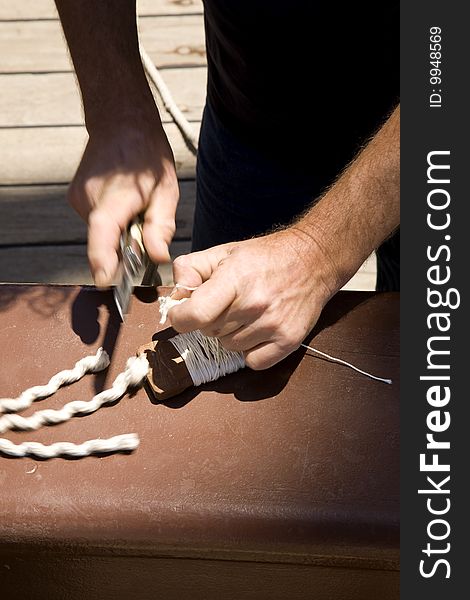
<box><xmin>0</xmin><ymin>285</ymin><xmax>399</xmax><ymax>598</ymax></box>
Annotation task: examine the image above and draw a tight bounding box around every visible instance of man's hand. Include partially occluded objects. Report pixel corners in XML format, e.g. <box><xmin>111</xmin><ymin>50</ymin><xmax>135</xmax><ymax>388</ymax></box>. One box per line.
<box><xmin>69</xmin><ymin>118</ymin><xmax>178</xmax><ymax>287</ymax></box>
<box><xmin>55</xmin><ymin>0</ymin><xmax>179</xmax><ymax>286</ymax></box>
<box><xmin>169</xmin><ymin>106</ymin><xmax>400</xmax><ymax>370</ymax></box>
<box><xmin>168</xmin><ymin>230</ymin><xmax>335</xmax><ymax>370</ymax></box>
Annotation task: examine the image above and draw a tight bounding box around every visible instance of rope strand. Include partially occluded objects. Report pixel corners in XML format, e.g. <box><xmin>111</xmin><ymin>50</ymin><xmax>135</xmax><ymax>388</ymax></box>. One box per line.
<box><xmin>0</xmin><ymin>355</ymin><xmax>149</xmax><ymax>434</ymax></box>
<box><xmin>0</xmin><ymin>433</ymin><xmax>139</xmax><ymax>459</ymax></box>
<box><xmin>0</xmin><ymin>353</ymin><xmax>148</xmax><ymax>459</ymax></box>
<box><xmin>0</xmin><ymin>348</ymin><xmax>109</xmax><ymax>415</ymax></box>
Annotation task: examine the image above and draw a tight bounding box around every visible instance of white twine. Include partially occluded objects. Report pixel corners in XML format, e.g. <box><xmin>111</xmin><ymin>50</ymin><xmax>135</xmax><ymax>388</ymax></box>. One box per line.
<box><xmin>0</xmin><ymin>352</ymin><xmax>149</xmax><ymax>459</ymax></box>
<box><xmin>158</xmin><ymin>295</ymin><xmax>185</xmax><ymax>325</ymax></box>
<box><xmin>170</xmin><ymin>330</ymin><xmax>245</xmax><ymax>387</ymax></box>
<box><xmin>300</xmin><ymin>344</ymin><xmax>392</xmax><ymax>384</ymax></box>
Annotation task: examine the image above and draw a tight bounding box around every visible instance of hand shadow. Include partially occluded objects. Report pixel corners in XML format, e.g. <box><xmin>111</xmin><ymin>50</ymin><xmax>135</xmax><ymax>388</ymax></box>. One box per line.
<box><xmin>71</xmin><ymin>287</ymin><xmax>123</xmax><ymax>394</ymax></box>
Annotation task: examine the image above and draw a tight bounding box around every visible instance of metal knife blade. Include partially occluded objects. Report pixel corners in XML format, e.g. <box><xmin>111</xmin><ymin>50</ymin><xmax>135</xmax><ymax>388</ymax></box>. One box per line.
<box><xmin>114</xmin><ymin>221</ymin><xmax>146</xmax><ymax>321</ymax></box>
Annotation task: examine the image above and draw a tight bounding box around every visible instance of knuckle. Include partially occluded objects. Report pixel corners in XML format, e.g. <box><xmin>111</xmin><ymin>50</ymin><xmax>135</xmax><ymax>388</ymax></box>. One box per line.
<box><xmin>248</xmin><ymin>291</ymin><xmax>270</xmax><ymax>315</ymax></box>
<box><xmin>278</xmin><ymin>328</ymin><xmax>302</xmax><ymax>353</ymax></box>
<box><xmin>159</xmin><ymin>174</ymin><xmax>180</xmax><ymax>198</ymax></box>
<box><xmin>88</xmin><ymin>209</ymin><xmax>108</xmax><ymax>229</ymax></box>
<box><xmin>147</xmin><ymin>217</ymin><xmax>176</xmax><ymax>244</ymax></box>
<box><xmin>173</xmin><ymin>254</ymin><xmax>192</xmax><ymax>270</ymax></box>
<box><xmin>200</xmin><ymin>326</ymin><xmax>221</xmax><ymax>338</ymax></box>
<box><xmin>244</xmin><ymin>353</ymin><xmax>268</xmax><ymax>371</ymax></box>
<box><xmin>191</xmin><ymin>305</ymin><xmax>212</xmax><ymax>327</ymax></box>
<box><xmin>219</xmin><ymin>337</ymin><xmax>239</xmax><ymax>352</ymax></box>
<box><xmin>260</xmin><ymin>313</ymin><xmax>279</xmax><ymax>334</ymax></box>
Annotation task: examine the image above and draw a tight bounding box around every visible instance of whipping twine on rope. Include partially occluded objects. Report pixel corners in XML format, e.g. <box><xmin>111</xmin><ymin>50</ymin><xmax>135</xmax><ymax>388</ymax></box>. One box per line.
<box><xmin>0</xmin><ymin>286</ymin><xmax>391</xmax><ymax>459</ymax></box>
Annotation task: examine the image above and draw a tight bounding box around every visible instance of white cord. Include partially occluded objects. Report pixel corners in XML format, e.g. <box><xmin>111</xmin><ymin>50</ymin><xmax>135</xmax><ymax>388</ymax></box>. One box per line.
<box><xmin>0</xmin><ymin>355</ymin><xmax>149</xmax><ymax>434</ymax></box>
<box><xmin>140</xmin><ymin>44</ymin><xmax>199</xmax><ymax>155</ymax></box>
<box><xmin>301</xmin><ymin>343</ymin><xmax>392</xmax><ymax>384</ymax></box>
<box><xmin>0</xmin><ymin>353</ymin><xmax>149</xmax><ymax>459</ymax></box>
<box><xmin>158</xmin><ymin>295</ymin><xmax>186</xmax><ymax>324</ymax></box>
<box><xmin>0</xmin><ymin>433</ymin><xmax>139</xmax><ymax>459</ymax></box>
<box><xmin>0</xmin><ymin>348</ymin><xmax>110</xmax><ymax>414</ymax></box>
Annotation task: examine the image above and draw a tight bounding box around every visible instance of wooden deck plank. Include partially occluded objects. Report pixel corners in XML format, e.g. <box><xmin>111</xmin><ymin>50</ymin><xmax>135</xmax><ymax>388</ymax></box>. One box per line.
<box><xmin>0</xmin><ymin>68</ymin><xmax>206</xmax><ymax>127</ymax></box>
<box><xmin>0</xmin><ymin>16</ymin><xmax>205</xmax><ymax>74</ymax></box>
<box><xmin>342</xmin><ymin>254</ymin><xmax>376</xmax><ymax>291</ymax></box>
<box><xmin>0</xmin><ymin>122</ymin><xmax>199</xmax><ymax>184</ymax></box>
<box><xmin>0</xmin><ymin>240</ymin><xmax>191</xmax><ymax>285</ymax></box>
<box><xmin>0</xmin><ymin>181</ymin><xmax>195</xmax><ymax>245</ymax></box>
<box><xmin>0</xmin><ymin>0</ymin><xmax>203</xmax><ymax>20</ymax></box>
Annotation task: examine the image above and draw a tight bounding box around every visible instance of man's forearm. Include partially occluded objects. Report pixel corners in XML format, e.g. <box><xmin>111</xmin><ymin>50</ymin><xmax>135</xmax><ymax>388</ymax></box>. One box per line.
<box><xmin>292</xmin><ymin>105</ymin><xmax>400</xmax><ymax>295</ymax></box>
<box><xmin>55</xmin><ymin>0</ymin><xmax>156</xmax><ymax>131</ymax></box>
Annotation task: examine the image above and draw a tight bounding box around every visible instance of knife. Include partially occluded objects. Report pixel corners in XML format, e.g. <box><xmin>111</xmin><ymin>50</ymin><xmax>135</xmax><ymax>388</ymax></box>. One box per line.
<box><xmin>114</xmin><ymin>220</ymin><xmax>147</xmax><ymax>321</ymax></box>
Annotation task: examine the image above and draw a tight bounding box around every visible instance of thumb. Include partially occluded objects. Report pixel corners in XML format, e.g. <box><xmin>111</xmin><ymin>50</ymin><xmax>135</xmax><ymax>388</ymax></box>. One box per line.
<box><xmin>172</xmin><ymin>243</ymin><xmax>235</xmax><ymax>288</ymax></box>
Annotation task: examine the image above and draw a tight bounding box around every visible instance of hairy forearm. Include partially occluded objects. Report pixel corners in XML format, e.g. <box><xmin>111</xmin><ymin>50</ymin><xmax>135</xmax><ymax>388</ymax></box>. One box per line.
<box><xmin>55</xmin><ymin>0</ymin><xmax>156</xmax><ymax>130</ymax></box>
<box><xmin>291</xmin><ymin>105</ymin><xmax>400</xmax><ymax>295</ymax></box>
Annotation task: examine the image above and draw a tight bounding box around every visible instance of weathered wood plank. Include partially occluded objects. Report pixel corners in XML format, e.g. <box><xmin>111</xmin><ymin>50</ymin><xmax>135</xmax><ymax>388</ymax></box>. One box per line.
<box><xmin>0</xmin><ymin>181</ymin><xmax>195</xmax><ymax>244</ymax></box>
<box><xmin>342</xmin><ymin>254</ymin><xmax>376</xmax><ymax>291</ymax></box>
<box><xmin>0</xmin><ymin>68</ymin><xmax>206</xmax><ymax>127</ymax></box>
<box><xmin>0</xmin><ymin>16</ymin><xmax>205</xmax><ymax>74</ymax></box>
<box><xmin>0</xmin><ymin>122</ymin><xmax>199</xmax><ymax>184</ymax></box>
<box><xmin>139</xmin><ymin>15</ymin><xmax>206</xmax><ymax>68</ymax></box>
<box><xmin>0</xmin><ymin>0</ymin><xmax>203</xmax><ymax>20</ymax></box>
<box><xmin>0</xmin><ymin>240</ymin><xmax>191</xmax><ymax>284</ymax></box>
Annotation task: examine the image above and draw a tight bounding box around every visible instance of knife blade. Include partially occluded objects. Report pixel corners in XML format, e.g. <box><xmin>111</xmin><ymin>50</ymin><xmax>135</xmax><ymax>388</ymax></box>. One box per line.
<box><xmin>114</xmin><ymin>220</ymin><xmax>147</xmax><ymax>321</ymax></box>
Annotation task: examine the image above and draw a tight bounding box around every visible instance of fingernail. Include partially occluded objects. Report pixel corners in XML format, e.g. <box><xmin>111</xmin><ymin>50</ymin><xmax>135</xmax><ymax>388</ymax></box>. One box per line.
<box><xmin>155</xmin><ymin>241</ymin><xmax>171</xmax><ymax>263</ymax></box>
<box><xmin>94</xmin><ymin>268</ymin><xmax>108</xmax><ymax>288</ymax></box>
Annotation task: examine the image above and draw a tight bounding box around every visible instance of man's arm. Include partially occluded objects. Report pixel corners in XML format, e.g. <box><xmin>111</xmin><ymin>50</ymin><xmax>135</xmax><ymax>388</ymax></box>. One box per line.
<box><xmin>55</xmin><ymin>0</ymin><xmax>179</xmax><ymax>286</ymax></box>
<box><xmin>168</xmin><ymin>106</ymin><xmax>400</xmax><ymax>369</ymax></box>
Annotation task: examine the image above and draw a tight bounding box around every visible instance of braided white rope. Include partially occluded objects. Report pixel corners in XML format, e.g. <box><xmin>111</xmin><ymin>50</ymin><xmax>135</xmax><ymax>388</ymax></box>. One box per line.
<box><xmin>0</xmin><ymin>433</ymin><xmax>139</xmax><ymax>459</ymax></box>
<box><xmin>0</xmin><ymin>355</ymin><xmax>149</xmax><ymax>434</ymax></box>
<box><xmin>0</xmin><ymin>352</ymin><xmax>149</xmax><ymax>459</ymax></box>
<box><xmin>158</xmin><ymin>295</ymin><xmax>184</xmax><ymax>325</ymax></box>
<box><xmin>0</xmin><ymin>348</ymin><xmax>110</xmax><ymax>414</ymax></box>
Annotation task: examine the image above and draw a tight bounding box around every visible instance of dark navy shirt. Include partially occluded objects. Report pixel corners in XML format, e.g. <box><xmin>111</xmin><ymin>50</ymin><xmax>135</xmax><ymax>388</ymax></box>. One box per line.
<box><xmin>202</xmin><ymin>1</ymin><xmax>399</xmax><ymax>175</ymax></box>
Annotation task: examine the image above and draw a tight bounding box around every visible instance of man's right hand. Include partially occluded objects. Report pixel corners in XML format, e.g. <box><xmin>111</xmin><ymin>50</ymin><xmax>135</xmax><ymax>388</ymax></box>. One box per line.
<box><xmin>55</xmin><ymin>0</ymin><xmax>179</xmax><ymax>287</ymax></box>
<box><xmin>69</xmin><ymin>118</ymin><xmax>179</xmax><ymax>288</ymax></box>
